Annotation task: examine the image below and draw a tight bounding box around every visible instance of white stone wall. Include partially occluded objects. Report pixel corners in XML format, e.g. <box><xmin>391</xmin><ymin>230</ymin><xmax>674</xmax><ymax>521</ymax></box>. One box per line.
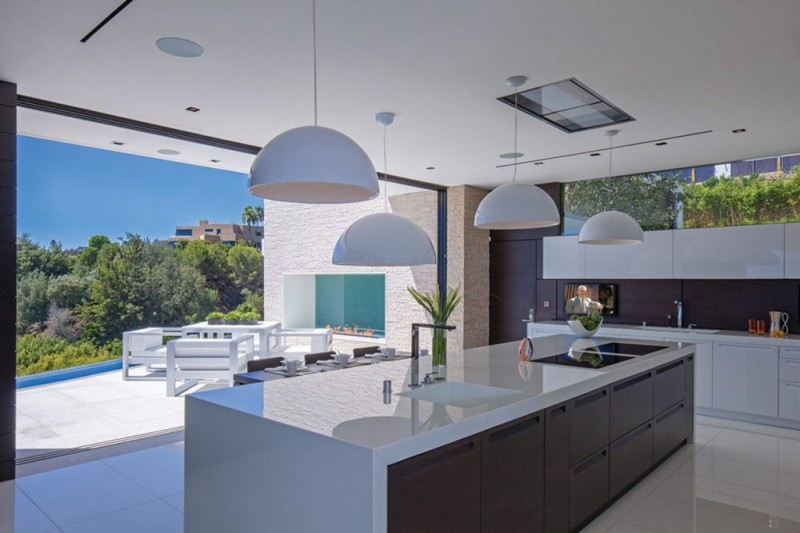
<box><xmin>262</xmin><ymin>191</ymin><xmax>438</xmax><ymax>353</ymax></box>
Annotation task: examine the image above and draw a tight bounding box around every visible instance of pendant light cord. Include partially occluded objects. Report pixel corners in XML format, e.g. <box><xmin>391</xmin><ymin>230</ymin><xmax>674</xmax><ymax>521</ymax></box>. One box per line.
<box><xmin>312</xmin><ymin>0</ymin><xmax>318</xmax><ymax>126</ymax></box>
<box><xmin>607</xmin><ymin>133</ymin><xmax>613</xmax><ymax>207</ymax></box>
<box><xmin>383</xmin><ymin>123</ymin><xmax>388</xmax><ymax>212</ymax></box>
<box><xmin>512</xmin><ymin>85</ymin><xmax>519</xmax><ymax>183</ymax></box>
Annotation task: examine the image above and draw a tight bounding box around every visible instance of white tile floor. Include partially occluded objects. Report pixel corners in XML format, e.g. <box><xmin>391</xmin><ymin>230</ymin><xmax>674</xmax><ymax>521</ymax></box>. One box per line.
<box><xmin>2</xmin><ymin>416</ymin><xmax>800</xmax><ymax>532</ymax></box>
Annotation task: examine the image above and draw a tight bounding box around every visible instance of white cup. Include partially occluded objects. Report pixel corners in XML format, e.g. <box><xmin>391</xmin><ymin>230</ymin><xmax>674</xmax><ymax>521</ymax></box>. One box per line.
<box><xmin>284</xmin><ymin>359</ymin><xmax>302</xmax><ymax>376</ymax></box>
<box><xmin>335</xmin><ymin>353</ymin><xmax>351</xmax><ymax>366</ymax></box>
<box><xmin>381</xmin><ymin>347</ymin><xmax>396</xmax><ymax>357</ymax></box>
<box><xmin>419</xmin><ymin>348</ymin><xmax>429</xmax><ymax>356</ymax></box>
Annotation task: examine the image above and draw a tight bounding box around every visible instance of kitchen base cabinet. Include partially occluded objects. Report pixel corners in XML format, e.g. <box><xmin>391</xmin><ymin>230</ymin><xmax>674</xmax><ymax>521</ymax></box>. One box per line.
<box><xmin>570</xmin><ymin>388</ymin><xmax>609</xmax><ymax>464</ymax></box>
<box><xmin>569</xmin><ymin>448</ymin><xmax>609</xmax><ymax>531</ymax></box>
<box><xmin>780</xmin><ymin>349</ymin><xmax>800</xmax><ymax>421</ymax></box>
<box><xmin>712</xmin><ymin>343</ymin><xmax>778</xmax><ymax>417</ymax></box>
<box><xmin>654</xmin><ymin>402</ymin><xmax>688</xmax><ymax>464</ymax></box>
<box><xmin>610</xmin><ymin>421</ymin><xmax>653</xmax><ymax>498</ymax></box>
<box><xmin>653</xmin><ymin>358</ymin><xmax>685</xmax><ymax>415</ymax></box>
<box><xmin>544</xmin><ymin>404</ymin><xmax>570</xmax><ymax>533</ymax></box>
<box><xmin>481</xmin><ymin>412</ymin><xmax>544</xmax><ymax>533</ymax></box>
<box><xmin>387</xmin><ymin>435</ymin><xmax>481</xmax><ymax>533</ymax></box>
<box><xmin>610</xmin><ymin>371</ymin><xmax>653</xmax><ymax>441</ymax></box>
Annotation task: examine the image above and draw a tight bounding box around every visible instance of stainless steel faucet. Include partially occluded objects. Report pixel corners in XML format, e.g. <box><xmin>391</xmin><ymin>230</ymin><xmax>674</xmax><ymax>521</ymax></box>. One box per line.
<box><xmin>674</xmin><ymin>300</ymin><xmax>683</xmax><ymax>328</ymax></box>
<box><xmin>410</xmin><ymin>323</ymin><xmax>456</xmax><ymax>387</ymax></box>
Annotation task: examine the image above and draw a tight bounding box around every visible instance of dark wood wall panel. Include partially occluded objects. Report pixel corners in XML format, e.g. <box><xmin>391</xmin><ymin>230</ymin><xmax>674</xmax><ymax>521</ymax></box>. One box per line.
<box><xmin>490</xmin><ymin>239</ymin><xmax>536</xmax><ymax>344</ymax></box>
<box><xmin>0</xmin><ymin>80</ymin><xmax>16</xmax><ymax>481</ymax></box>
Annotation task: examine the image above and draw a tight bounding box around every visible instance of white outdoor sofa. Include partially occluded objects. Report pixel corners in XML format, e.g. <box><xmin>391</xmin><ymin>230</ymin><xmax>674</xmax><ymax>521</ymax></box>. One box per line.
<box><xmin>122</xmin><ymin>327</ymin><xmax>183</xmax><ymax>381</ymax></box>
<box><xmin>166</xmin><ymin>334</ymin><xmax>255</xmax><ymax>396</ymax></box>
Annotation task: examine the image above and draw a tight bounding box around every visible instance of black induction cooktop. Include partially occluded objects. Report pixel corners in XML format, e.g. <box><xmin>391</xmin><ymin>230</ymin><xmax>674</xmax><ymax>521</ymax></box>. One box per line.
<box><xmin>534</xmin><ymin>342</ymin><xmax>664</xmax><ymax>369</ymax></box>
<box><xmin>535</xmin><ymin>352</ymin><xmax>634</xmax><ymax>369</ymax></box>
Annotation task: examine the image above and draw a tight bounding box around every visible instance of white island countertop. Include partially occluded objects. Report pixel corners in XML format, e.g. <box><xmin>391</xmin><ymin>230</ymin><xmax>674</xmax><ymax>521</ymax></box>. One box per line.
<box><xmin>190</xmin><ymin>334</ymin><xmax>693</xmax><ymax>463</ymax></box>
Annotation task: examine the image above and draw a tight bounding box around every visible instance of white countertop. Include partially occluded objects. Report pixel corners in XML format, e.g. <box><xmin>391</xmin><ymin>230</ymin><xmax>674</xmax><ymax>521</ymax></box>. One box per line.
<box><xmin>530</xmin><ymin>320</ymin><xmax>800</xmax><ymax>348</ymax></box>
<box><xmin>190</xmin><ymin>334</ymin><xmax>693</xmax><ymax>463</ymax></box>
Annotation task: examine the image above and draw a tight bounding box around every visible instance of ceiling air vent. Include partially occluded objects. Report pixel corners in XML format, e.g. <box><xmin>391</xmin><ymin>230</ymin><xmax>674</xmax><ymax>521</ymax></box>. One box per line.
<box><xmin>499</xmin><ymin>78</ymin><xmax>634</xmax><ymax>133</ymax></box>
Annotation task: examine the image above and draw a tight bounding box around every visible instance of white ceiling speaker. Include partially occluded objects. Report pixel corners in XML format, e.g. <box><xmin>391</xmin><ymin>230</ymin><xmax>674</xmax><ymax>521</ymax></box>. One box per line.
<box><xmin>578</xmin><ymin>130</ymin><xmax>644</xmax><ymax>245</ymax></box>
<box><xmin>248</xmin><ymin>0</ymin><xmax>379</xmax><ymax>204</ymax></box>
<box><xmin>333</xmin><ymin>112</ymin><xmax>436</xmax><ymax>266</ymax></box>
<box><xmin>474</xmin><ymin>75</ymin><xmax>560</xmax><ymax>230</ymax></box>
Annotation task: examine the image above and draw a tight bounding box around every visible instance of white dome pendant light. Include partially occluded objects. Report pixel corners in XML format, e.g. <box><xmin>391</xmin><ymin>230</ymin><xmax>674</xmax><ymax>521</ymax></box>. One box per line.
<box><xmin>332</xmin><ymin>113</ymin><xmax>436</xmax><ymax>266</ymax></box>
<box><xmin>248</xmin><ymin>0</ymin><xmax>379</xmax><ymax>204</ymax></box>
<box><xmin>578</xmin><ymin>130</ymin><xmax>644</xmax><ymax>244</ymax></box>
<box><xmin>474</xmin><ymin>75</ymin><xmax>560</xmax><ymax>230</ymax></box>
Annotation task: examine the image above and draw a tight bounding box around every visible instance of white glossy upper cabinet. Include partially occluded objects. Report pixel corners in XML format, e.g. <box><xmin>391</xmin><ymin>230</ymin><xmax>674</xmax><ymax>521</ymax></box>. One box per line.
<box><xmin>583</xmin><ymin>230</ymin><xmax>673</xmax><ymax>279</ymax></box>
<box><xmin>543</xmin><ymin>235</ymin><xmax>584</xmax><ymax>279</ymax></box>
<box><xmin>784</xmin><ymin>223</ymin><xmax>800</xmax><ymax>278</ymax></box>
<box><xmin>673</xmin><ymin>224</ymin><xmax>785</xmax><ymax>279</ymax></box>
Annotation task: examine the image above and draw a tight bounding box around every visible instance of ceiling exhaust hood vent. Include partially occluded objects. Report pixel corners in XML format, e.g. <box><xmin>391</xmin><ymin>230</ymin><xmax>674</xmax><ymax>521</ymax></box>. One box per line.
<box><xmin>499</xmin><ymin>78</ymin><xmax>634</xmax><ymax>133</ymax></box>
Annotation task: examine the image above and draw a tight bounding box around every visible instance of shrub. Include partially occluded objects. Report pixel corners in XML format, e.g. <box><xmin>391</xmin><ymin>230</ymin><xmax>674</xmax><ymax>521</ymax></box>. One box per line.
<box><xmin>16</xmin><ymin>334</ymin><xmax>121</xmax><ymax>376</ymax></box>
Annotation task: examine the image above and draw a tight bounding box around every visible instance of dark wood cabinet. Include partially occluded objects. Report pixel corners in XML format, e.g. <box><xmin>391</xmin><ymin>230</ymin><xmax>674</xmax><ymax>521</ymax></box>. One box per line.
<box><xmin>653</xmin><ymin>401</ymin><xmax>688</xmax><ymax>464</ymax></box>
<box><xmin>387</xmin><ymin>355</ymin><xmax>693</xmax><ymax>533</ymax></box>
<box><xmin>388</xmin><ymin>435</ymin><xmax>481</xmax><ymax>533</ymax></box>
<box><xmin>609</xmin><ymin>421</ymin><xmax>653</xmax><ymax>498</ymax></box>
<box><xmin>481</xmin><ymin>412</ymin><xmax>544</xmax><ymax>533</ymax></box>
<box><xmin>544</xmin><ymin>403</ymin><xmax>571</xmax><ymax>533</ymax></box>
<box><xmin>654</xmin><ymin>358</ymin><xmax>685</xmax><ymax>415</ymax></box>
<box><xmin>610</xmin><ymin>371</ymin><xmax>653</xmax><ymax>441</ymax></box>
<box><xmin>570</xmin><ymin>387</ymin><xmax>609</xmax><ymax>464</ymax></box>
<box><xmin>569</xmin><ymin>447</ymin><xmax>609</xmax><ymax>531</ymax></box>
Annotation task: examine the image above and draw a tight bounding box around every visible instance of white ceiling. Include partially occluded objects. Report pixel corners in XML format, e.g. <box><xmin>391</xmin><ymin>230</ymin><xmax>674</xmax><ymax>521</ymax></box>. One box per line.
<box><xmin>2</xmin><ymin>0</ymin><xmax>800</xmax><ymax>189</ymax></box>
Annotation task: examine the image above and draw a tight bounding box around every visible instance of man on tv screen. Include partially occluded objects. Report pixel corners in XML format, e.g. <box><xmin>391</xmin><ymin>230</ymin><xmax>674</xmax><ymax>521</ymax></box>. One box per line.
<box><xmin>565</xmin><ymin>285</ymin><xmax>604</xmax><ymax>314</ymax></box>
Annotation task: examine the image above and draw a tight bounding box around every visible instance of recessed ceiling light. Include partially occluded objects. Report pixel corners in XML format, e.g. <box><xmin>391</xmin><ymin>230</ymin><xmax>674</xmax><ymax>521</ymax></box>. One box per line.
<box><xmin>186</xmin><ymin>106</ymin><xmax>200</xmax><ymax>113</ymax></box>
<box><xmin>157</xmin><ymin>149</ymin><xmax>180</xmax><ymax>156</ymax></box>
<box><xmin>156</xmin><ymin>37</ymin><xmax>204</xmax><ymax>58</ymax></box>
<box><xmin>499</xmin><ymin>152</ymin><xmax>524</xmax><ymax>159</ymax></box>
<box><xmin>732</xmin><ymin>128</ymin><xmax>746</xmax><ymax>134</ymax></box>
<box><xmin>534</xmin><ymin>161</ymin><xmax>544</xmax><ymax>165</ymax></box>
<box><xmin>110</xmin><ymin>141</ymin><xmax>125</xmax><ymax>146</ymax></box>
<box><xmin>426</xmin><ymin>166</ymin><xmax>435</xmax><ymax>170</ymax></box>
<box><xmin>589</xmin><ymin>152</ymin><xmax>601</xmax><ymax>157</ymax></box>
<box><xmin>655</xmin><ymin>141</ymin><xmax>668</xmax><ymax>146</ymax></box>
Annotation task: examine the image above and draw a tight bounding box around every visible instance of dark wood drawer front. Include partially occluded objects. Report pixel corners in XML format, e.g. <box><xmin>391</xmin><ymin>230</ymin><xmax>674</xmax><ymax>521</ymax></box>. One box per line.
<box><xmin>569</xmin><ymin>448</ymin><xmax>609</xmax><ymax>531</ymax></box>
<box><xmin>610</xmin><ymin>421</ymin><xmax>654</xmax><ymax>498</ymax></box>
<box><xmin>388</xmin><ymin>435</ymin><xmax>481</xmax><ymax>533</ymax></box>
<box><xmin>482</xmin><ymin>412</ymin><xmax>544</xmax><ymax>533</ymax></box>
<box><xmin>653</xmin><ymin>402</ymin><xmax>688</xmax><ymax>464</ymax></box>
<box><xmin>570</xmin><ymin>388</ymin><xmax>609</xmax><ymax>464</ymax></box>
<box><xmin>683</xmin><ymin>355</ymin><xmax>695</xmax><ymax>438</ymax></box>
<box><xmin>654</xmin><ymin>359</ymin><xmax>685</xmax><ymax>415</ymax></box>
<box><xmin>610</xmin><ymin>371</ymin><xmax>653</xmax><ymax>441</ymax></box>
<box><xmin>544</xmin><ymin>404</ymin><xmax>570</xmax><ymax>533</ymax></box>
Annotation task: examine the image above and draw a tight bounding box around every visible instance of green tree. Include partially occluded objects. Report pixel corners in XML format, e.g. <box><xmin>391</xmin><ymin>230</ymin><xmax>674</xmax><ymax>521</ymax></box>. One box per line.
<box><xmin>178</xmin><ymin>240</ymin><xmax>240</xmax><ymax>311</ymax></box>
<box><xmin>227</xmin><ymin>244</ymin><xmax>263</xmax><ymax>295</ymax></box>
<box><xmin>16</xmin><ymin>271</ymin><xmax>50</xmax><ymax>333</ymax></box>
<box><xmin>17</xmin><ymin>234</ymin><xmax>71</xmax><ymax>278</ymax></box>
<box><xmin>563</xmin><ymin>173</ymin><xmax>683</xmax><ymax>231</ymax></box>
<box><xmin>48</xmin><ymin>273</ymin><xmax>92</xmax><ymax>309</ymax></box>
<box><xmin>242</xmin><ymin>205</ymin><xmax>264</xmax><ymax>228</ymax></box>
<box><xmin>77</xmin><ymin>234</ymin><xmax>111</xmax><ymax>269</ymax></box>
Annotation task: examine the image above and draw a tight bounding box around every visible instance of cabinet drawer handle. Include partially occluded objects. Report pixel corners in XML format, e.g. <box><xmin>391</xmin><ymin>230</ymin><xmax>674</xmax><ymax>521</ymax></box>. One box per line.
<box><xmin>784</xmin><ymin>360</ymin><xmax>800</xmax><ymax>366</ymax></box>
<box><xmin>550</xmin><ymin>405</ymin><xmax>567</xmax><ymax>419</ymax></box>
<box><xmin>656</xmin><ymin>359</ymin><xmax>684</xmax><ymax>374</ymax></box>
<box><xmin>613</xmin><ymin>422</ymin><xmax>652</xmax><ymax>448</ymax></box>
<box><xmin>397</xmin><ymin>441</ymin><xmax>476</xmax><ymax>479</ymax></box>
<box><xmin>655</xmin><ymin>402</ymin><xmax>684</xmax><ymax>424</ymax></box>
<box><xmin>489</xmin><ymin>415</ymin><xmax>540</xmax><ymax>443</ymax></box>
<box><xmin>575</xmin><ymin>389</ymin><xmax>607</xmax><ymax>408</ymax></box>
<box><xmin>784</xmin><ymin>382</ymin><xmax>800</xmax><ymax>389</ymax></box>
<box><xmin>613</xmin><ymin>372</ymin><xmax>651</xmax><ymax>392</ymax></box>
<box><xmin>572</xmin><ymin>449</ymin><xmax>607</xmax><ymax>475</ymax></box>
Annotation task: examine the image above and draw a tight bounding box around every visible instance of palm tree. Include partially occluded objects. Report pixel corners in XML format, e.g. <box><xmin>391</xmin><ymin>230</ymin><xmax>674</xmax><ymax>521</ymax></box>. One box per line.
<box><xmin>241</xmin><ymin>205</ymin><xmax>264</xmax><ymax>228</ymax></box>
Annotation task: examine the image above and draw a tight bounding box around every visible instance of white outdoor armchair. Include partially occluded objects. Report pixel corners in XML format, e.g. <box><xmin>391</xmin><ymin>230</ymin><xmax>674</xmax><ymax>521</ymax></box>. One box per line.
<box><xmin>166</xmin><ymin>334</ymin><xmax>255</xmax><ymax>396</ymax></box>
<box><xmin>122</xmin><ymin>327</ymin><xmax>183</xmax><ymax>381</ymax></box>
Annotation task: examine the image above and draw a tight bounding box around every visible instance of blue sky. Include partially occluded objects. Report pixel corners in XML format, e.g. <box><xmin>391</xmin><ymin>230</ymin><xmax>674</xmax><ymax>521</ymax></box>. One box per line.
<box><xmin>18</xmin><ymin>136</ymin><xmax>258</xmax><ymax>249</ymax></box>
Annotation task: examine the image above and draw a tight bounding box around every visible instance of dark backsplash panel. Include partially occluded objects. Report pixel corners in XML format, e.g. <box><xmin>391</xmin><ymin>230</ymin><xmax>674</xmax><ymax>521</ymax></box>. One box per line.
<box><xmin>547</xmin><ymin>278</ymin><xmax>800</xmax><ymax>334</ymax></box>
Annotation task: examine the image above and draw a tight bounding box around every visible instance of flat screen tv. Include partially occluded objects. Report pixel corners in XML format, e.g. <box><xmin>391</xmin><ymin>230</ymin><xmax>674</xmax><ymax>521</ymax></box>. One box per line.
<box><xmin>564</xmin><ymin>283</ymin><xmax>617</xmax><ymax>316</ymax></box>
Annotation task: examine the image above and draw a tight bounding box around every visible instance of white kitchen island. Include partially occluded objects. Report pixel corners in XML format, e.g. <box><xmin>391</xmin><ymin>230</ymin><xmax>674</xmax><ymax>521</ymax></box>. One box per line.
<box><xmin>184</xmin><ymin>335</ymin><xmax>695</xmax><ymax>533</ymax></box>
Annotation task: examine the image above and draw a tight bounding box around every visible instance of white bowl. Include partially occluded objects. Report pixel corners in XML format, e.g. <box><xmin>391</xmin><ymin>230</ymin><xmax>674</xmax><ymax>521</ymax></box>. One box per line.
<box><xmin>567</xmin><ymin>318</ymin><xmax>603</xmax><ymax>338</ymax></box>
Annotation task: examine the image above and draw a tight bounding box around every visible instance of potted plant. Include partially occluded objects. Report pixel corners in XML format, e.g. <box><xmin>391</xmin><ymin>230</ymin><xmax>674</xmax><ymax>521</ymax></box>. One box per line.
<box><xmin>407</xmin><ymin>285</ymin><xmax>463</xmax><ymax>376</ymax></box>
<box><xmin>224</xmin><ymin>310</ymin><xmax>244</xmax><ymax>325</ymax></box>
<box><xmin>206</xmin><ymin>311</ymin><xmax>225</xmax><ymax>325</ymax></box>
<box><xmin>241</xmin><ymin>311</ymin><xmax>260</xmax><ymax>325</ymax></box>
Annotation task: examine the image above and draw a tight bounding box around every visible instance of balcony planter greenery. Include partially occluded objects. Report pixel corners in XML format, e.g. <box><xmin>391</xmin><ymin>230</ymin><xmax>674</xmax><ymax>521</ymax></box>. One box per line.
<box><xmin>223</xmin><ymin>311</ymin><xmax>244</xmax><ymax>325</ymax></box>
<box><xmin>206</xmin><ymin>312</ymin><xmax>226</xmax><ymax>325</ymax></box>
